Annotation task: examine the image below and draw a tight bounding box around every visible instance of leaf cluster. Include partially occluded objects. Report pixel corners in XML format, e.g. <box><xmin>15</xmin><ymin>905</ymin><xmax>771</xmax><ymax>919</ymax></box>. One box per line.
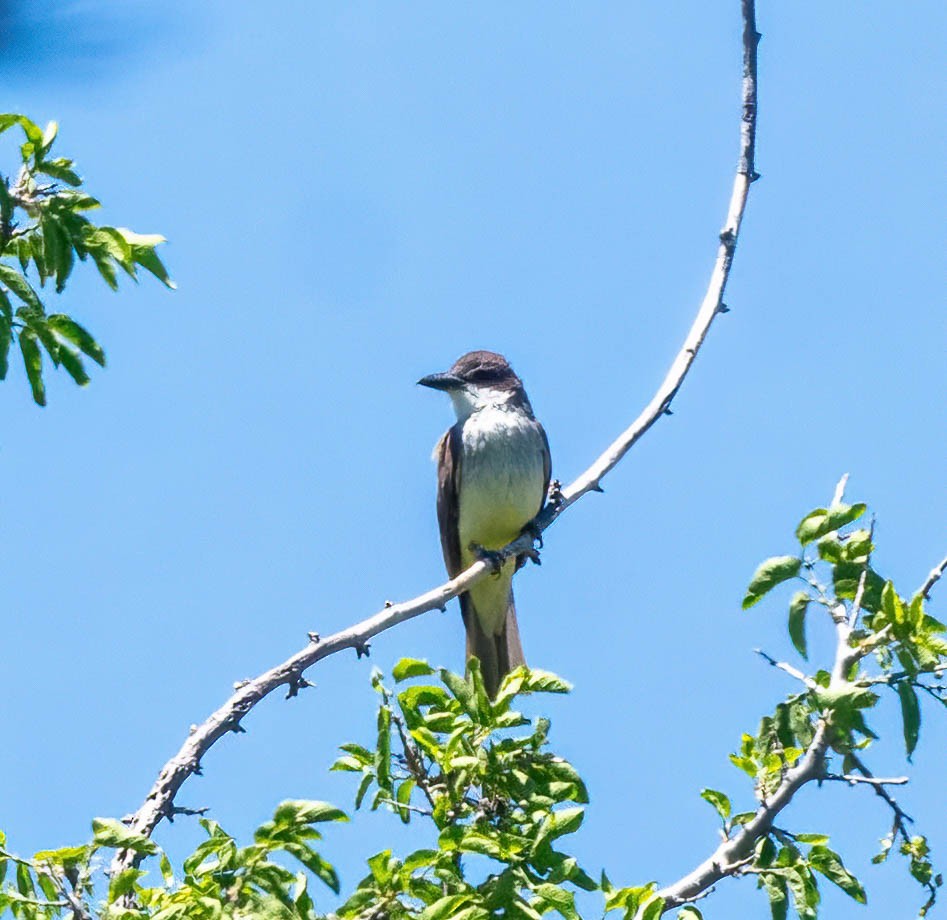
<box><xmin>330</xmin><ymin>660</ymin><xmax>596</xmax><ymax>920</ymax></box>
<box><xmin>0</xmin><ymin>113</ymin><xmax>172</xmax><ymax>404</ymax></box>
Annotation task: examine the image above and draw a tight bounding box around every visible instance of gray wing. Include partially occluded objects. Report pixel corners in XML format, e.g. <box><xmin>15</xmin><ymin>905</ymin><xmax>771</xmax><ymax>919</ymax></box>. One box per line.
<box><xmin>435</xmin><ymin>423</ymin><xmax>463</xmax><ymax>577</ymax></box>
<box><xmin>538</xmin><ymin>421</ymin><xmax>551</xmax><ymax>510</ymax></box>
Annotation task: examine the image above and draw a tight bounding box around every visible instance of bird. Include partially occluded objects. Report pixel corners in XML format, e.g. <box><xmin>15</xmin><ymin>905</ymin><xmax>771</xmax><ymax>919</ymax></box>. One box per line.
<box><xmin>418</xmin><ymin>350</ymin><xmax>551</xmax><ymax>697</ymax></box>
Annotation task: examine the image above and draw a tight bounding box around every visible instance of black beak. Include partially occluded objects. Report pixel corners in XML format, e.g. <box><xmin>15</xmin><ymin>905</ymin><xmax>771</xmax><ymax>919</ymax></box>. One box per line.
<box><xmin>417</xmin><ymin>372</ymin><xmax>464</xmax><ymax>391</ymax></box>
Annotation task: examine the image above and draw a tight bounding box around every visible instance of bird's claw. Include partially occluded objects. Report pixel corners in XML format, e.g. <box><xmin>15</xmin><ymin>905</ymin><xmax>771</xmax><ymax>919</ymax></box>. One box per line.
<box><xmin>469</xmin><ymin>542</ymin><xmax>505</xmax><ymax>575</ymax></box>
<box><xmin>522</xmin><ymin>520</ymin><xmax>544</xmax><ymax>549</ymax></box>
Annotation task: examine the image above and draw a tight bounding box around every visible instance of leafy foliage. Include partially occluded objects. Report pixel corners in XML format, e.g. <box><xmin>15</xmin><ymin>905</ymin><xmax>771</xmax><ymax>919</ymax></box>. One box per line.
<box><xmin>0</xmin><ymin>113</ymin><xmax>172</xmax><ymax>404</ymax></box>
<box><xmin>1</xmin><ymin>498</ymin><xmax>944</xmax><ymax>919</ymax></box>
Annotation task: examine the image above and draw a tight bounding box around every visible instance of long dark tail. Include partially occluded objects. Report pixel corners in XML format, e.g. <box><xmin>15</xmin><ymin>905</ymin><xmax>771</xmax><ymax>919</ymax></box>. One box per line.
<box><xmin>461</xmin><ymin>591</ymin><xmax>526</xmax><ymax>698</ymax></box>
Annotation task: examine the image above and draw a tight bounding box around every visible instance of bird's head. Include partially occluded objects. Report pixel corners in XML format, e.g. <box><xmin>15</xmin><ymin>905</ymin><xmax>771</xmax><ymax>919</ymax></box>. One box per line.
<box><xmin>418</xmin><ymin>350</ymin><xmax>531</xmax><ymax>420</ymax></box>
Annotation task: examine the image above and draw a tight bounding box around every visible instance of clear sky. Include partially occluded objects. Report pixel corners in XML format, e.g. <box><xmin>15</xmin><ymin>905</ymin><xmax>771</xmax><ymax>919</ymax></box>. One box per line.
<box><xmin>3</xmin><ymin>2</ymin><xmax>944</xmax><ymax>917</ymax></box>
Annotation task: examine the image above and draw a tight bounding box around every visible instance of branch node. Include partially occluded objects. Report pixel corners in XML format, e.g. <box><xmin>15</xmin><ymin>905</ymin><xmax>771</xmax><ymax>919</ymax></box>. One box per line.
<box><xmin>233</xmin><ymin>679</ymin><xmax>250</xmax><ymax>690</ymax></box>
<box><xmin>307</xmin><ymin>631</ymin><xmax>321</xmax><ymax>643</ymax></box>
<box><xmin>717</xmin><ymin>302</ymin><xmax>731</xmax><ymax>314</ymax></box>
<box><xmin>664</xmin><ymin>407</ymin><xmax>674</xmax><ymax>416</ymax></box>
<box><xmin>750</xmin><ymin>171</ymin><xmax>761</xmax><ymax>182</ymax></box>
<box><xmin>384</xmin><ymin>600</ymin><xmax>394</xmax><ymax>608</ymax></box>
<box><xmin>356</xmin><ymin>642</ymin><xmax>371</xmax><ymax>659</ymax></box>
<box><xmin>719</xmin><ymin>227</ymin><xmax>736</xmax><ymax>245</ymax></box>
<box><xmin>230</xmin><ymin>721</ymin><xmax>246</xmax><ymax>735</ymax></box>
<box><xmin>590</xmin><ymin>482</ymin><xmax>605</xmax><ymax>494</ymax></box>
<box><xmin>285</xmin><ymin>672</ymin><xmax>314</xmax><ymax>699</ymax></box>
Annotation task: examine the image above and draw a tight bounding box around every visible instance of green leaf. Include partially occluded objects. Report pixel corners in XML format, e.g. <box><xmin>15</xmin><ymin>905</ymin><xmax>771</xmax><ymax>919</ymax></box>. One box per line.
<box><xmin>117</xmin><ymin>228</ymin><xmax>175</xmax><ymax>288</ymax></box>
<box><xmin>440</xmin><ymin>668</ymin><xmax>477</xmax><ymax>716</ymax></box>
<box><xmin>812</xmin><ymin>686</ymin><xmax>878</xmax><ymax>712</ymax></box>
<box><xmin>808</xmin><ymin>846</ymin><xmax>866</xmax><ymax>903</ymax></box>
<box><xmin>532</xmin><ymin>807</ymin><xmax>584</xmax><ymax>854</ymax></box>
<box><xmin>678</xmin><ymin>908</ymin><xmax>703</xmax><ymax>920</ymax></box>
<box><xmin>743</xmin><ymin>556</ymin><xmax>802</xmax><ymax>610</ymax></box>
<box><xmin>46</xmin><ymin>314</ymin><xmax>106</xmax><ymax>366</ymax></box>
<box><xmin>58</xmin><ymin>343</ymin><xmax>90</xmax><ymax>386</ymax></box>
<box><xmin>18</xmin><ymin>328</ymin><xmax>45</xmax><ymax>405</ymax></box>
<box><xmin>393</xmin><ymin>658</ymin><xmax>435</xmax><ymax>681</ymax></box>
<box><xmin>699</xmin><ymin>788</ymin><xmax>730</xmax><ymax>821</ymax></box>
<box><xmin>420</xmin><ymin>894</ymin><xmax>478</xmax><ymax>920</ymax></box>
<box><xmin>833</xmin><ymin>563</ymin><xmax>884</xmax><ymax>612</ymax></box>
<box><xmin>0</xmin><ymin>312</ymin><xmax>10</xmax><ymax>380</ymax></box>
<box><xmin>38</xmin><ymin>157</ymin><xmax>81</xmax><ymax>187</ymax></box>
<box><xmin>795</xmin><ymin>503</ymin><xmax>866</xmax><ymax>545</ymax></box>
<box><xmin>272</xmin><ymin>799</ymin><xmax>348</xmax><ymax>826</ymax></box>
<box><xmin>283</xmin><ymin>842</ymin><xmax>340</xmax><ymax>893</ymax></box>
<box><xmin>533</xmin><ymin>883</ymin><xmax>578</xmax><ymax>920</ymax></box>
<box><xmin>788</xmin><ymin>591</ymin><xmax>810</xmax><ymax>659</ymax></box>
<box><xmin>108</xmin><ymin>867</ymin><xmax>144</xmax><ymax>902</ymax></box>
<box><xmin>520</xmin><ymin>669</ymin><xmax>573</xmax><ymax>694</ymax></box>
<box><xmin>376</xmin><ymin>705</ymin><xmax>392</xmax><ymax>793</ymax></box>
<box><xmin>92</xmin><ymin>817</ymin><xmax>158</xmax><ymax>855</ymax></box>
<box><xmin>896</xmin><ymin>681</ymin><xmax>920</xmax><ymax>759</ymax></box>
<box><xmin>640</xmin><ymin>894</ymin><xmax>666</xmax><ymax>920</ymax></box>
<box><xmin>395</xmin><ymin>778</ymin><xmax>415</xmax><ymax>824</ymax></box>
<box><xmin>761</xmin><ymin>873</ymin><xmax>788</xmax><ymax>920</ymax></box>
<box><xmin>0</xmin><ymin>263</ymin><xmax>42</xmax><ymax>309</ymax></box>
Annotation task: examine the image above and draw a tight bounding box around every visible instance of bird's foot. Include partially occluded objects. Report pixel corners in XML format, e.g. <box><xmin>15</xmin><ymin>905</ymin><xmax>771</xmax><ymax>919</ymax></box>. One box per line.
<box><xmin>521</xmin><ymin>519</ymin><xmax>544</xmax><ymax>550</ymax></box>
<box><xmin>469</xmin><ymin>543</ymin><xmax>505</xmax><ymax>576</ymax></box>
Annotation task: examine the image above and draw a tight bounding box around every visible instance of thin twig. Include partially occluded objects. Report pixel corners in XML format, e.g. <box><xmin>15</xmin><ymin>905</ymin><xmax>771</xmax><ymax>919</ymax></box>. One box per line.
<box><xmin>755</xmin><ymin>649</ymin><xmax>816</xmax><ymax>688</ymax></box>
<box><xmin>846</xmin><ymin>752</ymin><xmax>914</xmax><ymax>834</ymax></box>
<box><xmin>823</xmin><ymin>773</ymin><xmax>909</xmax><ymax>788</ymax></box>
<box><xmin>919</xmin><ymin>554</ymin><xmax>947</xmax><ymax>601</ymax></box>
<box><xmin>830</xmin><ymin>472</ymin><xmax>849</xmax><ymax>508</ymax></box>
<box><xmin>112</xmin><ymin>0</ymin><xmax>762</xmax><ymax>880</ymax></box>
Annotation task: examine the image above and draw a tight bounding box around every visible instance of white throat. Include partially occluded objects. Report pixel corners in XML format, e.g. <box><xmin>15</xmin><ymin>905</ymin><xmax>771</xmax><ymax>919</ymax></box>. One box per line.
<box><xmin>448</xmin><ymin>386</ymin><xmax>519</xmax><ymax>423</ymax></box>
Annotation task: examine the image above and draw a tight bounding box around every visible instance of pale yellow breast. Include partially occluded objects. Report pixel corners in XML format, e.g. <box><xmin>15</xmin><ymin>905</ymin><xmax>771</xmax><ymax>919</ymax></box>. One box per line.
<box><xmin>457</xmin><ymin>406</ymin><xmax>546</xmax><ymax>559</ymax></box>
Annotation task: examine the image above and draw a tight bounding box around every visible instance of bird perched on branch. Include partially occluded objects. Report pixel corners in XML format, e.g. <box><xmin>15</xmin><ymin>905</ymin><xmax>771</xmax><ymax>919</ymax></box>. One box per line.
<box><xmin>419</xmin><ymin>351</ymin><xmax>550</xmax><ymax>697</ymax></box>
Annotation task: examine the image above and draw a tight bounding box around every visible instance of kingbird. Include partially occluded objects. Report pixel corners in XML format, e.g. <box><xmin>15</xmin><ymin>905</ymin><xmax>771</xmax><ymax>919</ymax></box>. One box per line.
<box><xmin>419</xmin><ymin>350</ymin><xmax>550</xmax><ymax>697</ymax></box>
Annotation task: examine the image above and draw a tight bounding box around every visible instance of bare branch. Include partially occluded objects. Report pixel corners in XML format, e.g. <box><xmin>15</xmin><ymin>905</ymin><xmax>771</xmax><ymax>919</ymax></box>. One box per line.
<box><xmin>755</xmin><ymin>648</ymin><xmax>816</xmax><ymax>688</ymax></box>
<box><xmin>112</xmin><ymin>0</ymin><xmax>762</xmax><ymax>880</ymax></box>
<box><xmin>831</xmin><ymin>472</ymin><xmax>849</xmax><ymax>508</ymax></box>
<box><xmin>919</xmin><ymin>553</ymin><xmax>947</xmax><ymax>601</ymax></box>
<box><xmin>823</xmin><ymin>773</ymin><xmax>909</xmax><ymax>788</ymax></box>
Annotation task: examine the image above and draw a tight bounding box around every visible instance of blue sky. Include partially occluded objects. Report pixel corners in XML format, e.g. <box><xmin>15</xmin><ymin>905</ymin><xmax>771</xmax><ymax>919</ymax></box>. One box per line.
<box><xmin>3</xmin><ymin>1</ymin><xmax>945</xmax><ymax>917</ymax></box>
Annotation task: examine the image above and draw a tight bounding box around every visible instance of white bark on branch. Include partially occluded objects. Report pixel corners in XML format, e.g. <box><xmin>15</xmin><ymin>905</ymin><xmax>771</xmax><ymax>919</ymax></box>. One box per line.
<box><xmin>111</xmin><ymin>0</ymin><xmax>761</xmax><ymax>878</ymax></box>
<box><xmin>919</xmin><ymin>553</ymin><xmax>947</xmax><ymax>600</ymax></box>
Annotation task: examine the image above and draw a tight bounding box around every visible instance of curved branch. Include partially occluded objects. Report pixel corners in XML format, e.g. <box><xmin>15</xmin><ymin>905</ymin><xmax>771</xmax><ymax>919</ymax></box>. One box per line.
<box><xmin>654</xmin><ymin>480</ymin><xmax>889</xmax><ymax>913</ymax></box>
<box><xmin>111</xmin><ymin>0</ymin><xmax>761</xmax><ymax>877</ymax></box>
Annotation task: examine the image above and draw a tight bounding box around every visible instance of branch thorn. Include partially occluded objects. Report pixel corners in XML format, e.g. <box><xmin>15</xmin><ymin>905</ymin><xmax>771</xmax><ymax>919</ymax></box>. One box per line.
<box><xmin>717</xmin><ymin>302</ymin><xmax>730</xmax><ymax>314</ymax></box>
<box><xmin>308</xmin><ymin>631</ymin><xmax>320</xmax><ymax>643</ymax></box>
<box><xmin>356</xmin><ymin>642</ymin><xmax>371</xmax><ymax>659</ymax></box>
